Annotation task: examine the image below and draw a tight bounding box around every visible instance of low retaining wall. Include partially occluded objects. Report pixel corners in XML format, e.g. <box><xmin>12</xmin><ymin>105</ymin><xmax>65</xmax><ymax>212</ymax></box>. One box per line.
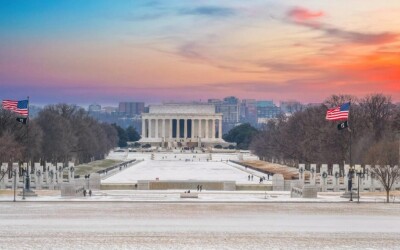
<box><xmin>101</xmin><ymin>183</ymin><xmax>137</xmax><ymax>190</ymax></box>
<box><xmin>137</xmin><ymin>180</ymin><xmax>236</xmax><ymax>191</ymax></box>
<box><xmin>236</xmin><ymin>184</ymin><xmax>272</xmax><ymax>191</ymax></box>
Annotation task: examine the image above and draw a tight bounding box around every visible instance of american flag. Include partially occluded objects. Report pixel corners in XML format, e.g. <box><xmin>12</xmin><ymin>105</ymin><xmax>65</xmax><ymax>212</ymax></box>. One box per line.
<box><xmin>2</xmin><ymin>99</ymin><xmax>29</xmax><ymax>116</ymax></box>
<box><xmin>326</xmin><ymin>102</ymin><xmax>350</xmax><ymax>121</ymax></box>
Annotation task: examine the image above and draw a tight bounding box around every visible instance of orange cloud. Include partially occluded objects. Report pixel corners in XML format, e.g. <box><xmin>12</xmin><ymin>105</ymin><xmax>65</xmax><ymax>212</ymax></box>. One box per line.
<box><xmin>287</xmin><ymin>7</ymin><xmax>324</xmax><ymax>22</ymax></box>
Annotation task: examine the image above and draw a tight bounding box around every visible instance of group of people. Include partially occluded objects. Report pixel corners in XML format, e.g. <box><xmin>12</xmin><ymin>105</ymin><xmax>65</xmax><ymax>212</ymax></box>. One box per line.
<box><xmin>248</xmin><ymin>174</ymin><xmax>270</xmax><ymax>183</ymax></box>
<box><xmin>196</xmin><ymin>185</ymin><xmax>203</xmax><ymax>192</ymax></box>
<box><xmin>83</xmin><ymin>189</ymin><xmax>92</xmax><ymax>197</ymax></box>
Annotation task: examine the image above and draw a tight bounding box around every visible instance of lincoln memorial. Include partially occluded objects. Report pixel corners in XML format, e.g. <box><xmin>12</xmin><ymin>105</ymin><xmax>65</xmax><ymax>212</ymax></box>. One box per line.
<box><xmin>140</xmin><ymin>104</ymin><xmax>229</xmax><ymax>148</ymax></box>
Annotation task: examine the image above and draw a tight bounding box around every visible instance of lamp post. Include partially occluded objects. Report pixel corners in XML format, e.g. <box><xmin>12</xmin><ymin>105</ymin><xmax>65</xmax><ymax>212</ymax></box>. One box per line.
<box><xmin>355</xmin><ymin>165</ymin><xmax>365</xmax><ymax>203</ymax></box>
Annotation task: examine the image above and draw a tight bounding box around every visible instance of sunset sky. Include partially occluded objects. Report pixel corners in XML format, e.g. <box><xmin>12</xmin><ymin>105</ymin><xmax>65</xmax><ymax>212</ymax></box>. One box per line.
<box><xmin>1</xmin><ymin>0</ymin><xmax>399</xmax><ymax>105</ymax></box>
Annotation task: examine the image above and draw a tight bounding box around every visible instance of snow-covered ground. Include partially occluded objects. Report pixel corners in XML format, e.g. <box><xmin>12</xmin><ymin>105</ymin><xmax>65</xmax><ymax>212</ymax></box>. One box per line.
<box><xmin>1</xmin><ymin>202</ymin><xmax>399</xmax><ymax>249</ymax></box>
<box><xmin>103</xmin><ymin>160</ymin><xmax>269</xmax><ymax>184</ymax></box>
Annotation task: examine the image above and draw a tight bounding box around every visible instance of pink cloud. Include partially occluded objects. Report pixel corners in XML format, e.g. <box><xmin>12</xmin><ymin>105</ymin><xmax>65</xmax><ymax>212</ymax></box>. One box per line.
<box><xmin>287</xmin><ymin>7</ymin><xmax>324</xmax><ymax>22</ymax></box>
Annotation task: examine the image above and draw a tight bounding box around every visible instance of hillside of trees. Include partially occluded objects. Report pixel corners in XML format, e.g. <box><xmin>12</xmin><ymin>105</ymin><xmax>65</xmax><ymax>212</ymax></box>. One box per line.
<box><xmin>0</xmin><ymin>104</ymin><xmax>119</xmax><ymax>164</ymax></box>
<box><xmin>251</xmin><ymin>94</ymin><xmax>400</xmax><ymax>167</ymax></box>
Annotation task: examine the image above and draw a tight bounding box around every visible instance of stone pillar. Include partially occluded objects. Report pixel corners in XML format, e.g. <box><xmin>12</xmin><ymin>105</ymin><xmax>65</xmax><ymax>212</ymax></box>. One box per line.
<box><xmin>332</xmin><ymin>164</ymin><xmax>340</xmax><ymax>191</ymax></box>
<box><xmin>212</xmin><ymin>119</ymin><xmax>216</xmax><ymax>139</ymax></box>
<box><xmin>298</xmin><ymin>164</ymin><xmax>305</xmax><ymax>184</ymax></box>
<box><xmin>355</xmin><ymin>164</ymin><xmax>362</xmax><ymax>193</ymax></box>
<box><xmin>12</xmin><ymin>163</ymin><xmax>19</xmax><ymax>189</ymax></box>
<box><xmin>142</xmin><ymin>118</ymin><xmax>146</xmax><ymax>138</ymax></box>
<box><xmin>320</xmin><ymin>164</ymin><xmax>328</xmax><ymax>192</ymax></box>
<box><xmin>148</xmin><ymin>119</ymin><xmax>152</xmax><ymax>138</ymax></box>
<box><xmin>365</xmin><ymin>165</ymin><xmax>374</xmax><ymax>192</ymax></box>
<box><xmin>162</xmin><ymin>119</ymin><xmax>166</xmax><ymax>139</ymax></box>
<box><xmin>57</xmin><ymin>163</ymin><xmax>63</xmax><ymax>183</ymax></box>
<box><xmin>34</xmin><ymin>163</ymin><xmax>42</xmax><ymax>189</ymax></box>
<box><xmin>218</xmin><ymin>119</ymin><xmax>222</xmax><ymax>139</ymax></box>
<box><xmin>169</xmin><ymin>119</ymin><xmax>173</xmax><ymax>139</ymax></box>
<box><xmin>184</xmin><ymin>119</ymin><xmax>187</xmax><ymax>139</ymax></box>
<box><xmin>48</xmin><ymin>165</ymin><xmax>55</xmax><ymax>189</ymax></box>
<box><xmin>344</xmin><ymin>164</ymin><xmax>350</xmax><ymax>191</ymax></box>
<box><xmin>310</xmin><ymin>164</ymin><xmax>316</xmax><ymax>185</ymax></box>
<box><xmin>68</xmin><ymin>162</ymin><xmax>75</xmax><ymax>183</ymax></box>
<box><xmin>155</xmin><ymin>119</ymin><xmax>159</xmax><ymax>139</ymax></box>
<box><xmin>191</xmin><ymin>119</ymin><xmax>194</xmax><ymax>139</ymax></box>
<box><xmin>0</xmin><ymin>163</ymin><xmax>8</xmax><ymax>189</ymax></box>
<box><xmin>205</xmin><ymin>119</ymin><xmax>209</xmax><ymax>139</ymax></box>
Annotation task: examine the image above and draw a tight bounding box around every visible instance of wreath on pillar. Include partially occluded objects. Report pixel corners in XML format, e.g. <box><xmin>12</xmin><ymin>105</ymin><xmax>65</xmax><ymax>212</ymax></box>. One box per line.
<box><xmin>299</xmin><ymin>167</ymin><xmax>304</xmax><ymax>174</ymax></box>
<box><xmin>310</xmin><ymin>168</ymin><xmax>315</xmax><ymax>174</ymax></box>
<box><xmin>0</xmin><ymin>170</ymin><xmax>5</xmax><ymax>177</ymax></box>
<box><xmin>334</xmin><ymin>172</ymin><xmax>340</xmax><ymax>179</ymax></box>
<box><xmin>70</xmin><ymin>167</ymin><xmax>75</xmax><ymax>173</ymax></box>
<box><xmin>322</xmin><ymin>172</ymin><xmax>328</xmax><ymax>179</ymax></box>
<box><xmin>36</xmin><ymin>170</ymin><xmax>41</xmax><ymax>177</ymax></box>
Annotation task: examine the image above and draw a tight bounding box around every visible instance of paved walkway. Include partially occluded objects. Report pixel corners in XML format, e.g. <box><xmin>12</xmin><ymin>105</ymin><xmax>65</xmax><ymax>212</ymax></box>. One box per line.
<box><xmin>1</xmin><ymin>202</ymin><xmax>399</xmax><ymax>249</ymax></box>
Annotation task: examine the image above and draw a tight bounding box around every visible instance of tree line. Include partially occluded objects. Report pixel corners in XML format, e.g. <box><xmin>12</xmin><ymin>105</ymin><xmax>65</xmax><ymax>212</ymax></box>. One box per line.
<box><xmin>0</xmin><ymin>104</ymin><xmax>120</xmax><ymax>164</ymax></box>
<box><xmin>251</xmin><ymin>94</ymin><xmax>400</xmax><ymax>167</ymax></box>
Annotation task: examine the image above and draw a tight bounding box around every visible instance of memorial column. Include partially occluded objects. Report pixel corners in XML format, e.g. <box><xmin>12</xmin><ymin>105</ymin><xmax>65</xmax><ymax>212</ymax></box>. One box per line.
<box><xmin>212</xmin><ymin>119</ymin><xmax>216</xmax><ymax>139</ymax></box>
<box><xmin>205</xmin><ymin>119</ymin><xmax>209</xmax><ymax>139</ymax></box>
<box><xmin>155</xmin><ymin>118</ymin><xmax>159</xmax><ymax>138</ymax></box>
<box><xmin>162</xmin><ymin>118</ymin><xmax>166</xmax><ymax>139</ymax></box>
<box><xmin>148</xmin><ymin>119</ymin><xmax>152</xmax><ymax>138</ymax></box>
<box><xmin>218</xmin><ymin>119</ymin><xmax>222</xmax><ymax>139</ymax></box>
<box><xmin>191</xmin><ymin>119</ymin><xmax>194</xmax><ymax>139</ymax></box>
<box><xmin>142</xmin><ymin>118</ymin><xmax>146</xmax><ymax>138</ymax></box>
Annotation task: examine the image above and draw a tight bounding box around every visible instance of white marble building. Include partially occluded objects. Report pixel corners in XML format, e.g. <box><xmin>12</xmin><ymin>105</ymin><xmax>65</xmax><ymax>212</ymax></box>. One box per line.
<box><xmin>140</xmin><ymin>104</ymin><xmax>229</xmax><ymax>147</ymax></box>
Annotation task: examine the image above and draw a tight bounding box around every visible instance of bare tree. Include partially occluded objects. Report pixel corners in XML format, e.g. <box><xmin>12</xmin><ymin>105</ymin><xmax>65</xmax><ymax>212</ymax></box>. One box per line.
<box><xmin>365</xmin><ymin>139</ymin><xmax>400</xmax><ymax>203</ymax></box>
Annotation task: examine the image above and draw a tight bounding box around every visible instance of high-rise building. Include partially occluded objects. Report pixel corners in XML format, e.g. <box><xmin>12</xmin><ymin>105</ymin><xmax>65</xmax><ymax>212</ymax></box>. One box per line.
<box><xmin>208</xmin><ymin>97</ymin><xmax>240</xmax><ymax>133</ymax></box>
<box><xmin>240</xmin><ymin>99</ymin><xmax>257</xmax><ymax>126</ymax></box>
<box><xmin>118</xmin><ymin>102</ymin><xmax>145</xmax><ymax>116</ymax></box>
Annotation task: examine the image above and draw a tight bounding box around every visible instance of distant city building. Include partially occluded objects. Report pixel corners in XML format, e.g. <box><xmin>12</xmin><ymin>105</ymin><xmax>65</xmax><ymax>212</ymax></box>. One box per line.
<box><xmin>257</xmin><ymin>100</ymin><xmax>281</xmax><ymax>120</ymax></box>
<box><xmin>240</xmin><ymin>99</ymin><xmax>257</xmax><ymax>126</ymax></box>
<box><xmin>88</xmin><ymin>103</ymin><xmax>101</xmax><ymax>112</ymax></box>
<box><xmin>102</xmin><ymin>106</ymin><xmax>117</xmax><ymax>114</ymax></box>
<box><xmin>118</xmin><ymin>102</ymin><xmax>145</xmax><ymax>116</ymax></box>
<box><xmin>208</xmin><ymin>96</ymin><xmax>240</xmax><ymax>133</ymax></box>
<box><xmin>256</xmin><ymin>100</ymin><xmax>274</xmax><ymax>107</ymax></box>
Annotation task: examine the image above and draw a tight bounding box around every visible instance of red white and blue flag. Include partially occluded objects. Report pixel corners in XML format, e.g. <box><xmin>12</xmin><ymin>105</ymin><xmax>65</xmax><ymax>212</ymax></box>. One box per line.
<box><xmin>326</xmin><ymin>102</ymin><xmax>350</xmax><ymax>121</ymax></box>
<box><xmin>2</xmin><ymin>99</ymin><xmax>29</xmax><ymax>116</ymax></box>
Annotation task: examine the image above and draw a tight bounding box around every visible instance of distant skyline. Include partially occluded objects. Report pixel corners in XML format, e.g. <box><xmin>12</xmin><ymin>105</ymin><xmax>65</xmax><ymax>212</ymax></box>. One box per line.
<box><xmin>1</xmin><ymin>0</ymin><xmax>400</xmax><ymax>105</ymax></box>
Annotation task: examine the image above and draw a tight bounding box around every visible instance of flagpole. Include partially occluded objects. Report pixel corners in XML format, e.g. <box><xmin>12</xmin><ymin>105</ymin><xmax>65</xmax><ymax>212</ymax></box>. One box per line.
<box><xmin>348</xmin><ymin>102</ymin><xmax>353</xmax><ymax>201</ymax></box>
<box><xmin>24</xmin><ymin>96</ymin><xmax>30</xmax><ymax>199</ymax></box>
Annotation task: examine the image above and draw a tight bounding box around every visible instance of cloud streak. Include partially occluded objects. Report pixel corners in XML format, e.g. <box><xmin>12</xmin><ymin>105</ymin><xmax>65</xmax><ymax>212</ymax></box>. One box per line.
<box><xmin>287</xmin><ymin>7</ymin><xmax>324</xmax><ymax>21</ymax></box>
<box><xmin>286</xmin><ymin>7</ymin><xmax>398</xmax><ymax>45</ymax></box>
<box><xmin>179</xmin><ymin>6</ymin><xmax>236</xmax><ymax>17</ymax></box>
